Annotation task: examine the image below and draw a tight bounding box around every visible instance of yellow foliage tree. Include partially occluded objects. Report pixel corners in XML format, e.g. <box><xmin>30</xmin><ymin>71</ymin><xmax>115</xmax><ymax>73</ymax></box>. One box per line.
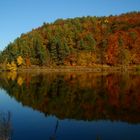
<box><xmin>104</xmin><ymin>19</ymin><xmax>109</xmax><ymax>23</ymax></box>
<box><xmin>6</xmin><ymin>61</ymin><xmax>17</xmax><ymax>71</ymax></box>
<box><xmin>17</xmin><ymin>56</ymin><xmax>23</xmax><ymax>66</ymax></box>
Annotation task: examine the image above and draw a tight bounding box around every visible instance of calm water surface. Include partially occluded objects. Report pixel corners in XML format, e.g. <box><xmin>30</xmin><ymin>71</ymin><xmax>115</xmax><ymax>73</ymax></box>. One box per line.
<box><xmin>0</xmin><ymin>72</ymin><xmax>140</xmax><ymax>140</ymax></box>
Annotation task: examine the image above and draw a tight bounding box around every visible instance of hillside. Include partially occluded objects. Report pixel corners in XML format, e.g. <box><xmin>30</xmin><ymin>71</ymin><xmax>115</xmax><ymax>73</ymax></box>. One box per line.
<box><xmin>0</xmin><ymin>12</ymin><xmax>140</xmax><ymax>68</ymax></box>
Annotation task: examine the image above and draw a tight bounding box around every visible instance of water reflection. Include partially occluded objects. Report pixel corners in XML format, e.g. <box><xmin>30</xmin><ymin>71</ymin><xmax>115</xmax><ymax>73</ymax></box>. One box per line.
<box><xmin>49</xmin><ymin>120</ymin><xmax>59</xmax><ymax>140</ymax></box>
<box><xmin>0</xmin><ymin>72</ymin><xmax>140</xmax><ymax>123</ymax></box>
<box><xmin>0</xmin><ymin>112</ymin><xmax>12</xmax><ymax>140</ymax></box>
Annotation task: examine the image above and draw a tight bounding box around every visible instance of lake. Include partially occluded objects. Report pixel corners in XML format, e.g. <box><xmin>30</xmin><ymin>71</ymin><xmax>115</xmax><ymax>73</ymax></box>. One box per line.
<box><xmin>0</xmin><ymin>71</ymin><xmax>140</xmax><ymax>140</ymax></box>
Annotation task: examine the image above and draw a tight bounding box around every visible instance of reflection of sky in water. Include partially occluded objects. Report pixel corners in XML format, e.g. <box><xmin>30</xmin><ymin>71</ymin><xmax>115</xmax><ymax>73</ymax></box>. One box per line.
<box><xmin>0</xmin><ymin>88</ymin><xmax>140</xmax><ymax>140</ymax></box>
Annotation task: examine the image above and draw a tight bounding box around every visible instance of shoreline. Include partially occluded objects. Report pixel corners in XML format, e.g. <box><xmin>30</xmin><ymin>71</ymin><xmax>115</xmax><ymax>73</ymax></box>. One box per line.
<box><xmin>17</xmin><ymin>65</ymin><xmax>140</xmax><ymax>73</ymax></box>
<box><xmin>1</xmin><ymin>65</ymin><xmax>140</xmax><ymax>73</ymax></box>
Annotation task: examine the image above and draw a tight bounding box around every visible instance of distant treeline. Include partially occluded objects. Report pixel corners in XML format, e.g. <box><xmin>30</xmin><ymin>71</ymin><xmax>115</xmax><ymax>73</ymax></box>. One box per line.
<box><xmin>0</xmin><ymin>11</ymin><xmax>140</xmax><ymax>67</ymax></box>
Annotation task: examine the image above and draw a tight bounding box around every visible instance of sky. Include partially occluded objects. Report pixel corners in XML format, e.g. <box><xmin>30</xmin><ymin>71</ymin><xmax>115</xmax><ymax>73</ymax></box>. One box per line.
<box><xmin>0</xmin><ymin>0</ymin><xmax>140</xmax><ymax>51</ymax></box>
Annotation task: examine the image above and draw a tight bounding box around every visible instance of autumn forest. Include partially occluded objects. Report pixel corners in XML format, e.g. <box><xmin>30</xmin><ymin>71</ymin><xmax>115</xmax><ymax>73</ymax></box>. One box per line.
<box><xmin>0</xmin><ymin>12</ymin><xmax>140</xmax><ymax>70</ymax></box>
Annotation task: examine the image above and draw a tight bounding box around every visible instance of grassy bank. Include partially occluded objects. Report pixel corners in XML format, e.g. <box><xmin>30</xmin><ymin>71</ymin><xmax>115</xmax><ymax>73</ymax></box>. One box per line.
<box><xmin>15</xmin><ymin>65</ymin><xmax>140</xmax><ymax>73</ymax></box>
<box><xmin>1</xmin><ymin>63</ymin><xmax>140</xmax><ymax>73</ymax></box>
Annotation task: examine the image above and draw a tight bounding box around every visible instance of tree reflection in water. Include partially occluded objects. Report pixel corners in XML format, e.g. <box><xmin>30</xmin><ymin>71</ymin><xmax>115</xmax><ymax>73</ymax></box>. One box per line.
<box><xmin>0</xmin><ymin>72</ymin><xmax>140</xmax><ymax>123</ymax></box>
<box><xmin>50</xmin><ymin>120</ymin><xmax>59</xmax><ymax>140</ymax></box>
<box><xmin>0</xmin><ymin>112</ymin><xmax>12</xmax><ymax>140</ymax></box>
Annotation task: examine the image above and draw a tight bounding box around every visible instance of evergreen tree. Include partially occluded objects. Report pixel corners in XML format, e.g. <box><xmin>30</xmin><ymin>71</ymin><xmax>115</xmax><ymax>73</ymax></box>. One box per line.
<box><xmin>33</xmin><ymin>37</ymin><xmax>48</xmax><ymax>65</ymax></box>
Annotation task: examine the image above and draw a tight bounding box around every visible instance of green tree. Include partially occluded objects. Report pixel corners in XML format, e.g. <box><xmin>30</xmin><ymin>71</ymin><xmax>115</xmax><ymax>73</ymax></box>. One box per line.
<box><xmin>33</xmin><ymin>37</ymin><xmax>48</xmax><ymax>65</ymax></box>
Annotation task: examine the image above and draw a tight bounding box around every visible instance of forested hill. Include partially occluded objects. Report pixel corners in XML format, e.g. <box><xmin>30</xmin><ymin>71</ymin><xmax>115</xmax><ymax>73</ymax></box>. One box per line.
<box><xmin>0</xmin><ymin>12</ymin><xmax>140</xmax><ymax>67</ymax></box>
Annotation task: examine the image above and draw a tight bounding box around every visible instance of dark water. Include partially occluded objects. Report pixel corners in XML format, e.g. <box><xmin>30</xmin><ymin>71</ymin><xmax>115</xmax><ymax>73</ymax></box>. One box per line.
<box><xmin>0</xmin><ymin>72</ymin><xmax>140</xmax><ymax>140</ymax></box>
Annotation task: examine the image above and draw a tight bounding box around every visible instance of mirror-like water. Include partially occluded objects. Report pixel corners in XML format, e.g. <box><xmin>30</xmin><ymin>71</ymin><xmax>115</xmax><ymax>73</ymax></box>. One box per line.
<box><xmin>0</xmin><ymin>72</ymin><xmax>140</xmax><ymax>140</ymax></box>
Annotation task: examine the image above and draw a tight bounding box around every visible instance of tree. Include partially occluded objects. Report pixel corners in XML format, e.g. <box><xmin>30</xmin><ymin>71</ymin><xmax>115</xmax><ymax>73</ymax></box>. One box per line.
<box><xmin>100</xmin><ymin>39</ymin><xmax>108</xmax><ymax>65</ymax></box>
<box><xmin>0</xmin><ymin>12</ymin><xmax>140</xmax><ymax>67</ymax></box>
<box><xmin>6</xmin><ymin>61</ymin><xmax>17</xmax><ymax>71</ymax></box>
<box><xmin>17</xmin><ymin>56</ymin><xmax>23</xmax><ymax>67</ymax></box>
<box><xmin>33</xmin><ymin>37</ymin><xmax>48</xmax><ymax>65</ymax></box>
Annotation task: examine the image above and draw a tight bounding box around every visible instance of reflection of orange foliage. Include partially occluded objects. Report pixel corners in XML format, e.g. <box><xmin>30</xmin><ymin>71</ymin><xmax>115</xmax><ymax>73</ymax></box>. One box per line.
<box><xmin>7</xmin><ymin>71</ymin><xmax>17</xmax><ymax>81</ymax></box>
<box><xmin>81</xmin><ymin>103</ymin><xmax>94</xmax><ymax>119</ymax></box>
<box><xmin>65</xmin><ymin>73</ymin><xmax>102</xmax><ymax>89</ymax></box>
<box><xmin>17</xmin><ymin>76</ymin><xmax>23</xmax><ymax>86</ymax></box>
<box><xmin>106</xmin><ymin>74</ymin><xmax>120</xmax><ymax>108</ymax></box>
<box><xmin>25</xmin><ymin>75</ymin><xmax>31</xmax><ymax>88</ymax></box>
<box><xmin>2</xmin><ymin>72</ymin><xmax>140</xmax><ymax>123</ymax></box>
